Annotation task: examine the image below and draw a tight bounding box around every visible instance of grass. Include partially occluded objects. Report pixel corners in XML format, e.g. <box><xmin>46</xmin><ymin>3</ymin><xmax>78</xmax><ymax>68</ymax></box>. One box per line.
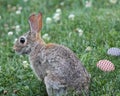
<box><xmin>0</xmin><ymin>0</ymin><xmax>120</xmax><ymax>96</ymax></box>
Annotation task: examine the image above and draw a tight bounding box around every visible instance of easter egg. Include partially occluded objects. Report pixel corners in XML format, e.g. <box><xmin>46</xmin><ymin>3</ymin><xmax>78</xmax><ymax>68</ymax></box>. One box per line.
<box><xmin>97</xmin><ymin>60</ymin><xmax>115</xmax><ymax>72</ymax></box>
<box><xmin>107</xmin><ymin>47</ymin><xmax>120</xmax><ymax>56</ymax></box>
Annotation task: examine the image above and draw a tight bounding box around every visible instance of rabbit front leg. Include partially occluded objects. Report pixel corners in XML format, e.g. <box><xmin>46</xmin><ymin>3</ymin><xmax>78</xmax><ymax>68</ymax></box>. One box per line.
<box><xmin>44</xmin><ymin>76</ymin><xmax>67</xmax><ymax>96</ymax></box>
<box><xmin>30</xmin><ymin>60</ymin><xmax>44</xmax><ymax>81</ymax></box>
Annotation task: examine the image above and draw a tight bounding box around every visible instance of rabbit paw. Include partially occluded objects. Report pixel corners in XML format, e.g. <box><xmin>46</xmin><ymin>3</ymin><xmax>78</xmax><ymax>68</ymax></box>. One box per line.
<box><xmin>44</xmin><ymin>76</ymin><xmax>67</xmax><ymax>96</ymax></box>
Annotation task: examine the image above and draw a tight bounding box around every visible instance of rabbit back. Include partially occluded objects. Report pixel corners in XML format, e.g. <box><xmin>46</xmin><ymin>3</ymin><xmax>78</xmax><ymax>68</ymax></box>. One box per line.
<box><xmin>29</xmin><ymin>43</ymin><xmax>90</xmax><ymax>95</ymax></box>
<box><xmin>45</xmin><ymin>44</ymin><xmax>90</xmax><ymax>93</ymax></box>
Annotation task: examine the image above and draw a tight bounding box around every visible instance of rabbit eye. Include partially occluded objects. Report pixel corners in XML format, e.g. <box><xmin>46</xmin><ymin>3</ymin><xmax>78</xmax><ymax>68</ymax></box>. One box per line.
<box><xmin>20</xmin><ymin>37</ymin><xmax>26</xmax><ymax>44</ymax></box>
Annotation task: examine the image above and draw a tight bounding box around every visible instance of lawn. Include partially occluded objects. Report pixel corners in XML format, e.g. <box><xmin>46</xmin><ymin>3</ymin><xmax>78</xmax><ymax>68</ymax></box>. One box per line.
<box><xmin>0</xmin><ymin>0</ymin><xmax>120</xmax><ymax>96</ymax></box>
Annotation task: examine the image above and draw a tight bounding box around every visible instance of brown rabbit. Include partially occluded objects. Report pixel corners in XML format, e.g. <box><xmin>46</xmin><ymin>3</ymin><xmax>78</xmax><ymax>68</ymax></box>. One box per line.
<box><xmin>13</xmin><ymin>12</ymin><xmax>90</xmax><ymax>96</ymax></box>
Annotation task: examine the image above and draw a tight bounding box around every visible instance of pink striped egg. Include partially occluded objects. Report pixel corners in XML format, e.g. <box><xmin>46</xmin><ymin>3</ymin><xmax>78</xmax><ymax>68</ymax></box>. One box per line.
<box><xmin>97</xmin><ymin>60</ymin><xmax>115</xmax><ymax>72</ymax></box>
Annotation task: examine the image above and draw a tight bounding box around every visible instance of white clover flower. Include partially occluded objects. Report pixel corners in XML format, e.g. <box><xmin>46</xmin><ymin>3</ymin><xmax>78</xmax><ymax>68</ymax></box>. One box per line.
<box><xmin>4</xmin><ymin>24</ymin><xmax>9</xmax><ymax>31</ymax></box>
<box><xmin>85</xmin><ymin>1</ymin><xmax>92</xmax><ymax>8</ymax></box>
<box><xmin>60</xmin><ymin>2</ymin><xmax>64</xmax><ymax>6</ymax></box>
<box><xmin>7</xmin><ymin>4</ymin><xmax>11</xmax><ymax>9</ymax></box>
<box><xmin>11</xmin><ymin>26</ymin><xmax>16</xmax><ymax>30</ymax></box>
<box><xmin>16</xmin><ymin>25</ymin><xmax>20</xmax><ymax>29</ymax></box>
<box><xmin>18</xmin><ymin>6</ymin><xmax>22</xmax><ymax>11</ymax></box>
<box><xmin>76</xmin><ymin>28</ymin><xmax>83</xmax><ymax>33</ymax></box>
<box><xmin>4</xmin><ymin>24</ymin><xmax>9</xmax><ymax>30</ymax></box>
<box><xmin>53</xmin><ymin>13</ymin><xmax>61</xmax><ymax>22</ymax></box>
<box><xmin>42</xmin><ymin>33</ymin><xmax>50</xmax><ymax>41</ymax></box>
<box><xmin>68</xmin><ymin>14</ymin><xmax>75</xmax><ymax>20</ymax></box>
<box><xmin>85</xmin><ymin>46</ymin><xmax>92</xmax><ymax>51</ymax></box>
<box><xmin>76</xmin><ymin>28</ymin><xmax>83</xmax><ymax>36</ymax></box>
<box><xmin>56</xmin><ymin>8</ymin><xmax>62</xmax><ymax>14</ymax></box>
<box><xmin>20</xmin><ymin>55</ymin><xmax>23</xmax><ymax>58</ymax></box>
<box><xmin>23</xmin><ymin>0</ymin><xmax>28</xmax><ymax>2</ymax></box>
<box><xmin>12</xmin><ymin>6</ymin><xmax>17</xmax><ymax>11</ymax></box>
<box><xmin>8</xmin><ymin>31</ymin><xmax>13</xmax><ymax>36</ymax></box>
<box><xmin>23</xmin><ymin>61</ymin><xmax>27</xmax><ymax>64</ymax></box>
<box><xmin>24</xmin><ymin>85</ymin><xmax>29</xmax><ymax>90</ymax></box>
<box><xmin>16</xmin><ymin>10</ymin><xmax>21</xmax><ymax>14</ymax></box>
<box><xmin>4</xmin><ymin>24</ymin><xmax>8</xmax><ymax>27</ymax></box>
<box><xmin>46</xmin><ymin>17</ymin><xmax>52</xmax><ymax>24</ymax></box>
<box><xmin>16</xmin><ymin>25</ymin><xmax>21</xmax><ymax>32</ymax></box>
<box><xmin>78</xmin><ymin>32</ymin><xmax>83</xmax><ymax>36</ymax></box>
<box><xmin>109</xmin><ymin>0</ymin><xmax>117</xmax><ymax>4</ymax></box>
<box><xmin>22</xmin><ymin>61</ymin><xmax>29</xmax><ymax>68</ymax></box>
<box><xmin>14</xmin><ymin>38</ymin><xmax>18</xmax><ymax>43</ymax></box>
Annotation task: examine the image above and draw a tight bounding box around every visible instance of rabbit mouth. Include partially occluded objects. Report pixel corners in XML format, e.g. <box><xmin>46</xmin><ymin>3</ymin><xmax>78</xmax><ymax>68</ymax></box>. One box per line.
<box><xmin>15</xmin><ymin>47</ymin><xmax>31</xmax><ymax>55</ymax></box>
<box><xmin>13</xmin><ymin>45</ymin><xmax>22</xmax><ymax>53</ymax></box>
<box><xmin>23</xmin><ymin>48</ymin><xmax>31</xmax><ymax>54</ymax></box>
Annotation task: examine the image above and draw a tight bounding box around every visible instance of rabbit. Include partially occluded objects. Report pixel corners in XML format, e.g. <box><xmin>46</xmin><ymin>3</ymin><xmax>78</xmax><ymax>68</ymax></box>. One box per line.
<box><xmin>13</xmin><ymin>12</ymin><xmax>91</xmax><ymax>96</ymax></box>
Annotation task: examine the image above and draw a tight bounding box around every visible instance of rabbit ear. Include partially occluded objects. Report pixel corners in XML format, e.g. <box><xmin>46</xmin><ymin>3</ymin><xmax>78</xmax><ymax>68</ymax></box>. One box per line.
<box><xmin>28</xmin><ymin>12</ymin><xmax>42</xmax><ymax>33</ymax></box>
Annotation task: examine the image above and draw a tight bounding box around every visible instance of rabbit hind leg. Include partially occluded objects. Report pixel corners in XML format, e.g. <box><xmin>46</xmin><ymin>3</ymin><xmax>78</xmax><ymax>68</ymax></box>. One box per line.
<box><xmin>44</xmin><ymin>76</ymin><xmax>67</xmax><ymax>96</ymax></box>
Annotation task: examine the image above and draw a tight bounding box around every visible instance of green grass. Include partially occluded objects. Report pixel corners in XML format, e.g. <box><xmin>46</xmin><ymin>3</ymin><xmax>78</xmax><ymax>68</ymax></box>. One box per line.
<box><xmin>0</xmin><ymin>0</ymin><xmax>120</xmax><ymax>96</ymax></box>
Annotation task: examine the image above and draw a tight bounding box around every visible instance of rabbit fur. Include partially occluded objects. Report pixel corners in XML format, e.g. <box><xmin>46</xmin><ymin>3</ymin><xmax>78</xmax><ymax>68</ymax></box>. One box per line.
<box><xmin>13</xmin><ymin>13</ymin><xmax>90</xmax><ymax>96</ymax></box>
